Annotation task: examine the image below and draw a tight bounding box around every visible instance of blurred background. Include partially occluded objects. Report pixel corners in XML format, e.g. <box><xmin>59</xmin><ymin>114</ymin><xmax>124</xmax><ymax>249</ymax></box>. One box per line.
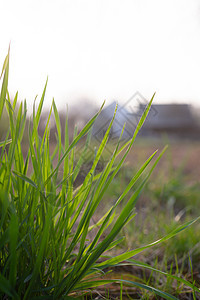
<box><xmin>1</xmin><ymin>0</ymin><xmax>200</xmax><ymax>157</ymax></box>
<box><xmin>1</xmin><ymin>0</ymin><xmax>200</xmax><ymax>112</ymax></box>
<box><xmin>1</xmin><ymin>0</ymin><xmax>200</xmax><ymax>140</ymax></box>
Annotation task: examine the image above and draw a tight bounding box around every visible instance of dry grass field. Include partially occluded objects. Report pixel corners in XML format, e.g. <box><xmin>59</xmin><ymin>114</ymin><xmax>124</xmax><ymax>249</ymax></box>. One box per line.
<box><xmin>126</xmin><ymin>140</ymin><xmax>200</xmax><ymax>181</ymax></box>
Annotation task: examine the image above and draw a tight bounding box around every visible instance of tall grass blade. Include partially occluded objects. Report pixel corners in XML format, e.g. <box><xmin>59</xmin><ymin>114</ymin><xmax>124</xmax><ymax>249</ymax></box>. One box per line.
<box><xmin>0</xmin><ymin>139</ymin><xmax>12</xmax><ymax>147</ymax></box>
<box><xmin>74</xmin><ymin>279</ymin><xmax>178</xmax><ymax>300</ymax></box>
<box><xmin>96</xmin><ymin>217</ymin><xmax>200</xmax><ymax>269</ymax></box>
<box><xmin>45</xmin><ymin>101</ymin><xmax>105</xmax><ymax>185</ymax></box>
<box><xmin>0</xmin><ymin>274</ymin><xmax>20</xmax><ymax>299</ymax></box>
<box><xmin>9</xmin><ymin>212</ymin><xmax>18</xmax><ymax>288</ymax></box>
<box><xmin>0</xmin><ymin>47</ymin><xmax>9</xmax><ymax>120</ymax></box>
<box><xmin>36</xmin><ymin>78</ymin><xmax>48</xmax><ymax>127</ymax></box>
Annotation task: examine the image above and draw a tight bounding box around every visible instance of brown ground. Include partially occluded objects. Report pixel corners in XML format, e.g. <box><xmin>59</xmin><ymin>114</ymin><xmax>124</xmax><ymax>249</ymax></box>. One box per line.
<box><xmin>125</xmin><ymin>140</ymin><xmax>200</xmax><ymax>183</ymax></box>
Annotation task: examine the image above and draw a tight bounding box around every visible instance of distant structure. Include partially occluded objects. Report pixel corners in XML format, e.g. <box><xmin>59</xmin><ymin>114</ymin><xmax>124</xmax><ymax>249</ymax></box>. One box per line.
<box><xmin>138</xmin><ymin>104</ymin><xmax>199</xmax><ymax>139</ymax></box>
<box><xmin>92</xmin><ymin>101</ymin><xmax>137</xmax><ymax>142</ymax></box>
<box><xmin>38</xmin><ymin>102</ymin><xmax>199</xmax><ymax>143</ymax></box>
<box><xmin>92</xmin><ymin>102</ymin><xmax>200</xmax><ymax>141</ymax></box>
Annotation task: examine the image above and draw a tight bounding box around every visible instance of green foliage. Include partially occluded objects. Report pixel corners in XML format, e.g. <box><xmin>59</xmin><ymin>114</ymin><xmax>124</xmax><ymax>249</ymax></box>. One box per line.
<box><xmin>0</xmin><ymin>48</ymin><xmax>199</xmax><ymax>299</ymax></box>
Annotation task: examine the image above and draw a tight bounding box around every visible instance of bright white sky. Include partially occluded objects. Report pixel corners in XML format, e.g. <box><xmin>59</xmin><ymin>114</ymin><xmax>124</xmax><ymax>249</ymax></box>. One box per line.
<box><xmin>1</xmin><ymin>0</ymin><xmax>200</xmax><ymax>111</ymax></box>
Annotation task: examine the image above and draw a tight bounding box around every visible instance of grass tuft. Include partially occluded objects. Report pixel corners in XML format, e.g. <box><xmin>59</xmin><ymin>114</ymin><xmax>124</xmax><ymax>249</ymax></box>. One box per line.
<box><xmin>0</xmin><ymin>48</ymin><xmax>199</xmax><ymax>299</ymax></box>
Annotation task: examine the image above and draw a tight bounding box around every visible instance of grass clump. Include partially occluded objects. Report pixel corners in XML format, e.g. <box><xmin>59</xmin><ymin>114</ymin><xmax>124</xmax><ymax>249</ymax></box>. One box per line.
<box><xmin>0</xmin><ymin>48</ymin><xmax>200</xmax><ymax>299</ymax></box>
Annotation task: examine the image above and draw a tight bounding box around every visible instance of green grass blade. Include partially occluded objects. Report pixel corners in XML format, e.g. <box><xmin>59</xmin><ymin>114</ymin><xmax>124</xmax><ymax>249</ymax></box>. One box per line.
<box><xmin>74</xmin><ymin>279</ymin><xmax>178</xmax><ymax>299</ymax></box>
<box><xmin>96</xmin><ymin>216</ymin><xmax>200</xmax><ymax>269</ymax></box>
<box><xmin>12</xmin><ymin>91</ymin><xmax>18</xmax><ymax>110</ymax></box>
<box><xmin>9</xmin><ymin>212</ymin><xmax>19</xmax><ymax>288</ymax></box>
<box><xmin>88</xmin><ymin>95</ymin><xmax>156</xmax><ymax>211</ymax></box>
<box><xmin>0</xmin><ymin>47</ymin><xmax>9</xmax><ymax>120</ymax></box>
<box><xmin>40</xmin><ymin>101</ymin><xmax>53</xmax><ymax>151</ymax></box>
<box><xmin>45</xmin><ymin>101</ymin><xmax>105</xmax><ymax>185</ymax></box>
<box><xmin>36</xmin><ymin>78</ymin><xmax>48</xmax><ymax>126</ymax></box>
<box><xmin>67</xmin><ymin>104</ymin><xmax>119</xmax><ymax>236</ymax></box>
<box><xmin>52</xmin><ymin>98</ymin><xmax>61</xmax><ymax>159</ymax></box>
<box><xmin>73</xmin><ymin>129</ymin><xmax>92</xmax><ymax>182</ymax></box>
<box><xmin>59</xmin><ymin>147</ymin><xmax>167</xmax><ymax>294</ymax></box>
<box><xmin>0</xmin><ymin>139</ymin><xmax>12</xmax><ymax>147</ymax></box>
<box><xmin>23</xmin><ymin>205</ymin><xmax>52</xmax><ymax>300</ymax></box>
<box><xmin>0</xmin><ymin>46</ymin><xmax>9</xmax><ymax>79</ymax></box>
<box><xmin>0</xmin><ymin>274</ymin><xmax>20</xmax><ymax>299</ymax></box>
<box><xmin>115</xmin><ymin>93</ymin><xmax>155</xmax><ymax>161</ymax></box>
<box><xmin>61</xmin><ymin>107</ymin><xmax>70</xmax><ymax>205</ymax></box>
<box><xmin>12</xmin><ymin>171</ymin><xmax>38</xmax><ymax>189</ymax></box>
<box><xmin>126</xmin><ymin>259</ymin><xmax>200</xmax><ymax>293</ymax></box>
<box><xmin>121</xmin><ymin>279</ymin><xmax>178</xmax><ymax>300</ymax></box>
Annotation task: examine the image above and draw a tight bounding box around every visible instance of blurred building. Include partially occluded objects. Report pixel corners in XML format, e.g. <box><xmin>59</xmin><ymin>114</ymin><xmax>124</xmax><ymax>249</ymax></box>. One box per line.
<box><xmin>92</xmin><ymin>102</ymin><xmax>200</xmax><ymax>141</ymax></box>
<box><xmin>138</xmin><ymin>104</ymin><xmax>200</xmax><ymax>139</ymax></box>
<box><xmin>92</xmin><ymin>101</ymin><xmax>136</xmax><ymax>142</ymax></box>
<box><xmin>37</xmin><ymin>102</ymin><xmax>200</xmax><ymax>143</ymax></box>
